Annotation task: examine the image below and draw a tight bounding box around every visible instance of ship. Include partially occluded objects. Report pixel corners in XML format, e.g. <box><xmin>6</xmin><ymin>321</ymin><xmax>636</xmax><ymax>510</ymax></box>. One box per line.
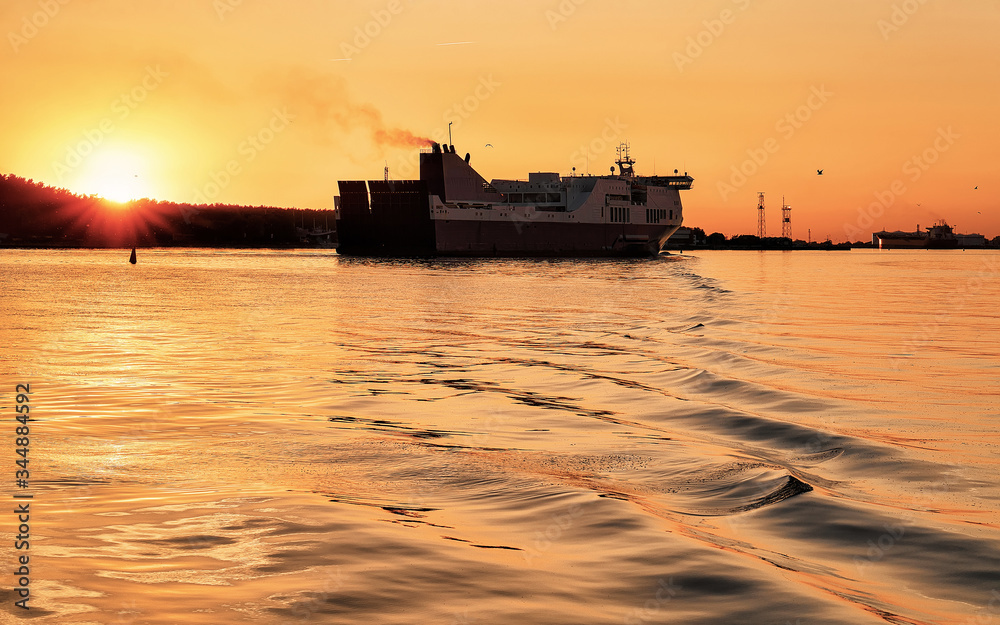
<box><xmin>334</xmin><ymin>142</ymin><xmax>693</xmax><ymax>257</ymax></box>
<box><xmin>873</xmin><ymin>220</ymin><xmax>959</xmax><ymax>249</ymax></box>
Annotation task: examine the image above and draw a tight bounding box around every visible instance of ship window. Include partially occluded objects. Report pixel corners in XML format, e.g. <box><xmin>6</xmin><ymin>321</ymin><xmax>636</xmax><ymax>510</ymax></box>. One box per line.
<box><xmin>508</xmin><ymin>193</ymin><xmax>523</xmax><ymax>203</ymax></box>
<box><xmin>546</xmin><ymin>193</ymin><xmax>561</xmax><ymax>203</ymax></box>
<box><xmin>669</xmin><ymin>210</ymin><xmax>673</xmax><ymax>220</ymax></box>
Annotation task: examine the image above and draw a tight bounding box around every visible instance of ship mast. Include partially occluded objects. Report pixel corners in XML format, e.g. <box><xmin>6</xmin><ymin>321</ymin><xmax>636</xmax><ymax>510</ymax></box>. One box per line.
<box><xmin>615</xmin><ymin>142</ymin><xmax>635</xmax><ymax>178</ymax></box>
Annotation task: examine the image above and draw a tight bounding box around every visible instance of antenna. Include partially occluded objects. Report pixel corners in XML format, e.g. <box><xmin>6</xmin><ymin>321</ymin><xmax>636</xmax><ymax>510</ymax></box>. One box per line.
<box><xmin>614</xmin><ymin>141</ymin><xmax>635</xmax><ymax>177</ymax></box>
<box><xmin>757</xmin><ymin>192</ymin><xmax>766</xmax><ymax>238</ymax></box>
<box><xmin>448</xmin><ymin>121</ymin><xmax>453</xmax><ymax>146</ymax></box>
<box><xmin>781</xmin><ymin>196</ymin><xmax>792</xmax><ymax>238</ymax></box>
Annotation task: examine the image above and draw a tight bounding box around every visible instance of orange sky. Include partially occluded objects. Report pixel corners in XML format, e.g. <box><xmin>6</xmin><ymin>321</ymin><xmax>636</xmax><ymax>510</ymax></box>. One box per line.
<box><xmin>2</xmin><ymin>0</ymin><xmax>998</xmax><ymax>241</ymax></box>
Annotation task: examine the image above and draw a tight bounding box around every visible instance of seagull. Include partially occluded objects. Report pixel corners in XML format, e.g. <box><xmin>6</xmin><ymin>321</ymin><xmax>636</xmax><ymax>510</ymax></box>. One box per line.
<box><xmin>817</xmin><ymin>169</ymin><xmax>824</xmax><ymax>175</ymax></box>
<box><xmin>974</xmin><ymin>186</ymin><xmax>978</xmax><ymax>189</ymax></box>
<box><xmin>485</xmin><ymin>143</ymin><xmax>493</xmax><ymax>148</ymax></box>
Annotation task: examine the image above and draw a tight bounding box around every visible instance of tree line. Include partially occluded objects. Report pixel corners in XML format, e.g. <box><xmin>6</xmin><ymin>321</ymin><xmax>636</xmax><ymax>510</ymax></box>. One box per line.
<box><xmin>0</xmin><ymin>174</ymin><xmax>332</xmax><ymax>248</ymax></box>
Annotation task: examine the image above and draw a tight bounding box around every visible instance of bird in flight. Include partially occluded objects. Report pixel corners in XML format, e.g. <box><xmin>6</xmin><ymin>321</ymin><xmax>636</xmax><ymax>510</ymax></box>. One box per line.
<box><xmin>485</xmin><ymin>143</ymin><xmax>493</xmax><ymax>148</ymax></box>
<box><xmin>817</xmin><ymin>169</ymin><xmax>824</xmax><ymax>175</ymax></box>
<box><xmin>974</xmin><ymin>186</ymin><xmax>978</xmax><ymax>189</ymax></box>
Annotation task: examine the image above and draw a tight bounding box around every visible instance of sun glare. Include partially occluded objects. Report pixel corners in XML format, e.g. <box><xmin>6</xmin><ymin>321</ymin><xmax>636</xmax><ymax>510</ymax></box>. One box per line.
<box><xmin>74</xmin><ymin>148</ymin><xmax>153</xmax><ymax>203</ymax></box>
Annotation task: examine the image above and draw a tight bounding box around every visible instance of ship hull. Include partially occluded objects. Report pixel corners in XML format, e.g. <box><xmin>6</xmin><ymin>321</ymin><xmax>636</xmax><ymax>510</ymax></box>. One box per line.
<box><xmin>876</xmin><ymin>238</ymin><xmax>928</xmax><ymax>249</ymax></box>
<box><xmin>432</xmin><ymin>220</ymin><xmax>677</xmax><ymax>257</ymax></box>
<box><xmin>876</xmin><ymin>237</ymin><xmax>960</xmax><ymax>250</ymax></box>
<box><xmin>335</xmin><ymin>218</ymin><xmax>678</xmax><ymax>257</ymax></box>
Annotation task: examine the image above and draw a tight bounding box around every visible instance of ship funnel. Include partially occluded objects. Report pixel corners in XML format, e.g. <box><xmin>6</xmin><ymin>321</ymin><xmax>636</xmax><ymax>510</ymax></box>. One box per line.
<box><xmin>464</xmin><ymin>152</ymin><xmax>471</xmax><ymax>164</ymax></box>
<box><xmin>432</xmin><ymin>142</ymin><xmax>442</xmax><ymax>154</ymax></box>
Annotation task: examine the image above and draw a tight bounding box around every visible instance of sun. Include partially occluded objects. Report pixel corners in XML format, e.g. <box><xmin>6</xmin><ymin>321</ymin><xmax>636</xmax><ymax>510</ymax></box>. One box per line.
<box><xmin>73</xmin><ymin>147</ymin><xmax>154</xmax><ymax>203</ymax></box>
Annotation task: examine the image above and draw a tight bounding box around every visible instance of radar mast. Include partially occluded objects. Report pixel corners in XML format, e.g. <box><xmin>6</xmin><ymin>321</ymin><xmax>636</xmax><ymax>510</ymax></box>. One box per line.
<box><xmin>615</xmin><ymin>142</ymin><xmax>635</xmax><ymax>178</ymax></box>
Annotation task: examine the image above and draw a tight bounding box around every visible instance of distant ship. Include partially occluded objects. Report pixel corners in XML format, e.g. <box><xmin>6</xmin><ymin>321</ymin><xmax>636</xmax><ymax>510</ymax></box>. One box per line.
<box><xmin>334</xmin><ymin>142</ymin><xmax>693</xmax><ymax>257</ymax></box>
<box><xmin>873</xmin><ymin>220</ymin><xmax>959</xmax><ymax>249</ymax></box>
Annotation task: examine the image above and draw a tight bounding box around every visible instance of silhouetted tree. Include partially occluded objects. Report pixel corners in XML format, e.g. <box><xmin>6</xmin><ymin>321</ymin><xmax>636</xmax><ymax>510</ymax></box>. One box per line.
<box><xmin>706</xmin><ymin>232</ymin><xmax>727</xmax><ymax>246</ymax></box>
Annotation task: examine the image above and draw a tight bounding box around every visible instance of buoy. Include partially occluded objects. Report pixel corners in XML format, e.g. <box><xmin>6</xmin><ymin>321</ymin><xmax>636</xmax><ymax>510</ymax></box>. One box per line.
<box><xmin>129</xmin><ymin>248</ymin><xmax>137</xmax><ymax>264</ymax></box>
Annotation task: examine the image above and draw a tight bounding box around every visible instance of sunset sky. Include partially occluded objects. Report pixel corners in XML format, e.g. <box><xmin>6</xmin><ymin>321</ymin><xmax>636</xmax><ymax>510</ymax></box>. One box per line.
<box><xmin>2</xmin><ymin>0</ymin><xmax>998</xmax><ymax>241</ymax></box>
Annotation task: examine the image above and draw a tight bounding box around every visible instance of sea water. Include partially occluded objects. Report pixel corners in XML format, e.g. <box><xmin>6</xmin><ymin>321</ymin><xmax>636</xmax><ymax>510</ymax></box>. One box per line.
<box><xmin>1</xmin><ymin>248</ymin><xmax>998</xmax><ymax>624</ymax></box>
